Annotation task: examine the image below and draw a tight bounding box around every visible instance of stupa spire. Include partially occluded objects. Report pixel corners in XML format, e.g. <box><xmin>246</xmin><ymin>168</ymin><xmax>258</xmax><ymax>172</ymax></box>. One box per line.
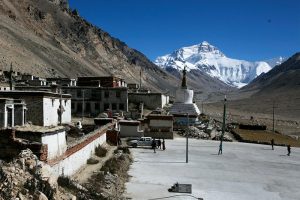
<box><xmin>181</xmin><ymin>65</ymin><xmax>187</xmax><ymax>89</ymax></box>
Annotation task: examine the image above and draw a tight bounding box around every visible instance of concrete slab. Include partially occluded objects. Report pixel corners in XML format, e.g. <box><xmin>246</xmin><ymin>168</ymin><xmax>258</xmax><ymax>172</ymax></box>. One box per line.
<box><xmin>125</xmin><ymin>139</ymin><xmax>300</xmax><ymax>200</ymax></box>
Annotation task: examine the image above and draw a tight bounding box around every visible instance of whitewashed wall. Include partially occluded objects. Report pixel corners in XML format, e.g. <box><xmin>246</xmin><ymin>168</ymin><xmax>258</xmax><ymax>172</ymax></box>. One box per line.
<box><xmin>175</xmin><ymin>89</ymin><xmax>194</xmax><ymax>104</ymax></box>
<box><xmin>50</xmin><ymin>133</ymin><xmax>106</xmax><ymax>177</ymax></box>
<box><xmin>62</xmin><ymin>99</ymin><xmax>71</xmax><ymax>124</ymax></box>
<box><xmin>43</xmin><ymin>97</ymin><xmax>71</xmax><ymax>126</ymax></box>
<box><xmin>41</xmin><ymin>130</ymin><xmax>67</xmax><ymax>160</ymax></box>
<box><xmin>43</xmin><ymin>98</ymin><xmax>59</xmax><ymax>126</ymax></box>
<box><xmin>161</xmin><ymin>94</ymin><xmax>170</xmax><ymax>108</ymax></box>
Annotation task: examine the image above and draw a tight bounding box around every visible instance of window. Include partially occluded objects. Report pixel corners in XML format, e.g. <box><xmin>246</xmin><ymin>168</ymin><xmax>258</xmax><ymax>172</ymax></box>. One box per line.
<box><xmin>119</xmin><ymin>103</ymin><xmax>124</xmax><ymax>111</ymax></box>
<box><xmin>65</xmin><ymin>100</ymin><xmax>67</xmax><ymax>106</ymax></box>
<box><xmin>95</xmin><ymin>103</ymin><xmax>100</xmax><ymax>110</ymax></box>
<box><xmin>77</xmin><ymin>90</ymin><xmax>82</xmax><ymax>98</ymax></box>
<box><xmin>52</xmin><ymin>99</ymin><xmax>55</xmax><ymax>107</ymax></box>
<box><xmin>112</xmin><ymin>103</ymin><xmax>117</xmax><ymax>110</ymax></box>
<box><xmin>104</xmin><ymin>103</ymin><xmax>110</xmax><ymax>110</ymax></box>
<box><xmin>116</xmin><ymin>91</ymin><xmax>121</xmax><ymax>98</ymax></box>
<box><xmin>85</xmin><ymin>102</ymin><xmax>91</xmax><ymax>112</ymax></box>
<box><xmin>104</xmin><ymin>91</ymin><xmax>109</xmax><ymax>98</ymax></box>
<box><xmin>77</xmin><ymin>102</ymin><xmax>82</xmax><ymax>112</ymax></box>
<box><xmin>91</xmin><ymin>89</ymin><xmax>101</xmax><ymax>100</ymax></box>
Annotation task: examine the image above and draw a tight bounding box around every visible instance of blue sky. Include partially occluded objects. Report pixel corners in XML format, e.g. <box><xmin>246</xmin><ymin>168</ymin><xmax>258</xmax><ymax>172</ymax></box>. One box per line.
<box><xmin>69</xmin><ymin>0</ymin><xmax>300</xmax><ymax>61</ymax></box>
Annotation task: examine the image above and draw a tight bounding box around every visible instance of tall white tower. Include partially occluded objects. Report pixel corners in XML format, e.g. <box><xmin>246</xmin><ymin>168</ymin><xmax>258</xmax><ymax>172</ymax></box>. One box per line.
<box><xmin>169</xmin><ymin>66</ymin><xmax>200</xmax><ymax>124</ymax></box>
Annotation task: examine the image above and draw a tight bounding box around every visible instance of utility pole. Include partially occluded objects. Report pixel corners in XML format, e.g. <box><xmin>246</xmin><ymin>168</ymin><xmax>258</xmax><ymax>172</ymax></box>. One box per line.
<box><xmin>81</xmin><ymin>90</ymin><xmax>85</xmax><ymax>122</ymax></box>
<box><xmin>272</xmin><ymin>101</ymin><xmax>276</xmax><ymax>133</ymax></box>
<box><xmin>139</xmin><ymin>67</ymin><xmax>142</xmax><ymax>92</ymax></box>
<box><xmin>59</xmin><ymin>86</ymin><xmax>62</xmax><ymax>125</ymax></box>
<box><xmin>186</xmin><ymin>113</ymin><xmax>189</xmax><ymax>163</ymax></box>
<box><xmin>218</xmin><ymin>96</ymin><xmax>227</xmax><ymax>155</ymax></box>
<box><xmin>9</xmin><ymin>63</ymin><xmax>13</xmax><ymax>90</ymax></box>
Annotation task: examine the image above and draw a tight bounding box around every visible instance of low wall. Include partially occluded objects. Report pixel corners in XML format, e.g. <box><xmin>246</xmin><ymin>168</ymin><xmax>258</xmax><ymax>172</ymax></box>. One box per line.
<box><xmin>49</xmin><ymin>125</ymin><xmax>111</xmax><ymax>177</ymax></box>
<box><xmin>144</xmin><ymin>132</ymin><xmax>173</xmax><ymax>139</ymax></box>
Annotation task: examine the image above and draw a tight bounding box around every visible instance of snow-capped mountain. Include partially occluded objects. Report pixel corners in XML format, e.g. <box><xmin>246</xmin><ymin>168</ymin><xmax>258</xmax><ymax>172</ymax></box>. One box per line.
<box><xmin>264</xmin><ymin>56</ymin><xmax>285</xmax><ymax>68</ymax></box>
<box><xmin>155</xmin><ymin>41</ymin><xmax>282</xmax><ymax>88</ymax></box>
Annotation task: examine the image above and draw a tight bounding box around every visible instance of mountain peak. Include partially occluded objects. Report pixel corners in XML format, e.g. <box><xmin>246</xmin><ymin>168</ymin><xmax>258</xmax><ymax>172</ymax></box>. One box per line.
<box><xmin>155</xmin><ymin>42</ymin><xmax>276</xmax><ymax>88</ymax></box>
<box><xmin>199</xmin><ymin>41</ymin><xmax>210</xmax><ymax>46</ymax></box>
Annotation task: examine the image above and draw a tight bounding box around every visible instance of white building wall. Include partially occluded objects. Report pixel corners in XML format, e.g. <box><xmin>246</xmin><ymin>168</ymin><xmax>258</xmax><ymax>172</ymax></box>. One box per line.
<box><xmin>161</xmin><ymin>95</ymin><xmax>169</xmax><ymax>108</ymax></box>
<box><xmin>62</xmin><ymin>99</ymin><xmax>71</xmax><ymax>124</ymax></box>
<box><xmin>43</xmin><ymin>97</ymin><xmax>59</xmax><ymax>126</ymax></box>
<box><xmin>50</xmin><ymin>133</ymin><xmax>106</xmax><ymax>176</ymax></box>
<box><xmin>43</xmin><ymin>97</ymin><xmax>71</xmax><ymax>126</ymax></box>
<box><xmin>41</xmin><ymin>130</ymin><xmax>67</xmax><ymax>160</ymax></box>
<box><xmin>175</xmin><ymin>89</ymin><xmax>194</xmax><ymax>104</ymax></box>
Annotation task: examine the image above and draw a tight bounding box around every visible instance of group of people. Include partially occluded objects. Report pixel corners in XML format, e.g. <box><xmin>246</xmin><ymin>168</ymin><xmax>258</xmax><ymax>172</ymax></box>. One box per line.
<box><xmin>271</xmin><ymin>139</ymin><xmax>291</xmax><ymax>156</ymax></box>
<box><xmin>152</xmin><ymin>138</ymin><xmax>166</xmax><ymax>153</ymax></box>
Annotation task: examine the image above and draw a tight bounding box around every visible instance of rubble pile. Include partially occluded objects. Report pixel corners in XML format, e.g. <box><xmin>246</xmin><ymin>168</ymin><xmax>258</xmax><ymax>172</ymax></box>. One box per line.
<box><xmin>210</xmin><ymin>129</ymin><xmax>233</xmax><ymax>142</ymax></box>
<box><xmin>178</xmin><ymin>115</ymin><xmax>235</xmax><ymax>142</ymax></box>
<box><xmin>0</xmin><ymin>149</ymin><xmax>56</xmax><ymax>200</ymax></box>
<box><xmin>84</xmin><ymin>148</ymin><xmax>132</xmax><ymax>200</ymax></box>
<box><xmin>57</xmin><ymin>147</ymin><xmax>132</xmax><ymax>200</ymax></box>
<box><xmin>180</xmin><ymin>126</ymin><xmax>210</xmax><ymax>139</ymax></box>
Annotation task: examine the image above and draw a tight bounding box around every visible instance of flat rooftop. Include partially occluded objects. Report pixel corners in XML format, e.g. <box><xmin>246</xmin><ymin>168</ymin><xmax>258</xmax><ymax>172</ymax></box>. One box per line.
<box><xmin>125</xmin><ymin>139</ymin><xmax>300</xmax><ymax>200</ymax></box>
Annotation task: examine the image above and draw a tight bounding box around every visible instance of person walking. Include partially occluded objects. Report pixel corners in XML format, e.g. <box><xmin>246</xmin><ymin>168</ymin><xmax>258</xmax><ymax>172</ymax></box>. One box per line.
<box><xmin>152</xmin><ymin>138</ymin><xmax>157</xmax><ymax>153</ymax></box>
<box><xmin>218</xmin><ymin>143</ymin><xmax>222</xmax><ymax>155</ymax></box>
<box><xmin>287</xmin><ymin>144</ymin><xmax>291</xmax><ymax>156</ymax></box>
<box><xmin>158</xmin><ymin>139</ymin><xmax>162</xmax><ymax>149</ymax></box>
<box><xmin>162</xmin><ymin>139</ymin><xmax>166</xmax><ymax>150</ymax></box>
<box><xmin>271</xmin><ymin>139</ymin><xmax>274</xmax><ymax>150</ymax></box>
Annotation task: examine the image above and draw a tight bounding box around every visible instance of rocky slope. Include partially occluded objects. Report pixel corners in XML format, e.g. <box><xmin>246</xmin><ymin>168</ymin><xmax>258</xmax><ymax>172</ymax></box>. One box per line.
<box><xmin>155</xmin><ymin>41</ymin><xmax>284</xmax><ymax>88</ymax></box>
<box><xmin>242</xmin><ymin>52</ymin><xmax>300</xmax><ymax>94</ymax></box>
<box><xmin>0</xmin><ymin>0</ymin><xmax>230</xmax><ymax>97</ymax></box>
<box><xmin>206</xmin><ymin>53</ymin><xmax>300</xmax><ymax>122</ymax></box>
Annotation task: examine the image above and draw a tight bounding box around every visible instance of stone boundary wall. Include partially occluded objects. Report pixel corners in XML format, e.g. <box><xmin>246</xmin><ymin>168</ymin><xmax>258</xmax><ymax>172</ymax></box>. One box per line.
<box><xmin>128</xmin><ymin>93</ymin><xmax>167</xmax><ymax>110</ymax></box>
<box><xmin>48</xmin><ymin>123</ymin><xmax>114</xmax><ymax>176</ymax></box>
<box><xmin>0</xmin><ymin>129</ymin><xmax>48</xmax><ymax>161</ymax></box>
<box><xmin>144</xmin><ymin>132</ymin><xmax>173</xmax><ymax>139</ymax></box>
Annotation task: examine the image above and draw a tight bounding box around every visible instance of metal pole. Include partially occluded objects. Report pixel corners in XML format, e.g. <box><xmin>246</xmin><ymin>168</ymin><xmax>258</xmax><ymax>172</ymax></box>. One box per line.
<box><xmin>186</xmin><ymin>113</ymin><xmax>189</xmax><ymax>163</ymax></box>
<box><xmin>219</xmin><ymin>96</ymin><xmax>226</xmax><ymax>155</ymax></box>
<box><xmin>82</xmin><ymin>90</ymin><xmax>85</xmax><ymax>122</ymax></box>
<box><xmin>272</xmin><ymin>101</ymin><xmax>275</xmax><ymax>133</ymax></box>
<box><xmin>139</xmin><ymin>67</ymin><xmax>142</xmax><ymax>91</ymax></box>
<box><xmin>59</xmin><ymin>86</ymin><xmax>62</xmax><ymax>125</ymax></box>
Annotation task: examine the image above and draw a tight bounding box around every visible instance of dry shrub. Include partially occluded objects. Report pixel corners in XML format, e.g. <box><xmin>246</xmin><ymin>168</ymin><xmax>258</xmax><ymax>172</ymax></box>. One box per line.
<box><xmin>95</xmin><ymin>145</ymin><xmax>107</xmax><ymax>157</ymax></box>
<box><xmin>87</xmin><ymin>158</ymin><xmax>99</xmax><ymax>165</ymax></box>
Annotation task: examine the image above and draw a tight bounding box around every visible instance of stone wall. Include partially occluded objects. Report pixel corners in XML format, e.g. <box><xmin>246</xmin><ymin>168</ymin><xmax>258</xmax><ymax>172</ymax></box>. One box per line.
<box><xmin>0</xmin><ymin>129</ymin><xmax>48</xmax><ymax>161</ymax></box>
<box><xmin>128</xmin><ymin>93</ymin><xmax>169</xmax><ymax>110</ymax></box>
<box><xmin>119</xmin><ymin>124</ymin><xmax>143</xmax><ymax>137</ymax></box>
<box><xmin>23</xmin><ymin>96</ymin><xmax>44</xmax><ymax>126</ymax></box>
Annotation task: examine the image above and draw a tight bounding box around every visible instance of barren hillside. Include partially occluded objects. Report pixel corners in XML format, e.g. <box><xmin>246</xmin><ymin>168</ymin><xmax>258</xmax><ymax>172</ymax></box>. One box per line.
<box><xmin>0</xmin><ymin>0</ymin><xmax>230</xmax><ymax>97</ymax></box>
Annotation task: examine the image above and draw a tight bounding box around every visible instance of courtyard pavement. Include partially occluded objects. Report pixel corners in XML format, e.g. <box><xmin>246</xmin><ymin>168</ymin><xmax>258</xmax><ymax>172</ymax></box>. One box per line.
<box><xmin>125</xmin><ymin>138</ymin><xmax>300</xmax><ymax>200</ymax></box>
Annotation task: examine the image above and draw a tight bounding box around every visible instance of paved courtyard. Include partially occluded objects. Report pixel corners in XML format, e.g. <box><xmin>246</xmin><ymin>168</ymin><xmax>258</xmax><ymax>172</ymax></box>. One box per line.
<box><xmin>125</xmin><ymin>138</ymin><xmax>300</xmax><ymax>200</ymax></box>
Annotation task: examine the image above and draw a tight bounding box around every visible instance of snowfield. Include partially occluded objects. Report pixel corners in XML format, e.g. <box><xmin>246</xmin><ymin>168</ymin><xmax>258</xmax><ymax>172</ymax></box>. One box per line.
<box><xmin>125</xmin><ymin>138</ymin><xmax>300</xmax><ymax>200</ymax></box>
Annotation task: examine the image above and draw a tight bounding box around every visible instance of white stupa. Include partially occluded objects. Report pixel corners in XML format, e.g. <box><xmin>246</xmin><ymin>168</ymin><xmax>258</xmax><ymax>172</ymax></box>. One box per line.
<box><xmin>169</xmin><ymin>66</ymin><xmax>200</xmax><ymax>120</ymax></box>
